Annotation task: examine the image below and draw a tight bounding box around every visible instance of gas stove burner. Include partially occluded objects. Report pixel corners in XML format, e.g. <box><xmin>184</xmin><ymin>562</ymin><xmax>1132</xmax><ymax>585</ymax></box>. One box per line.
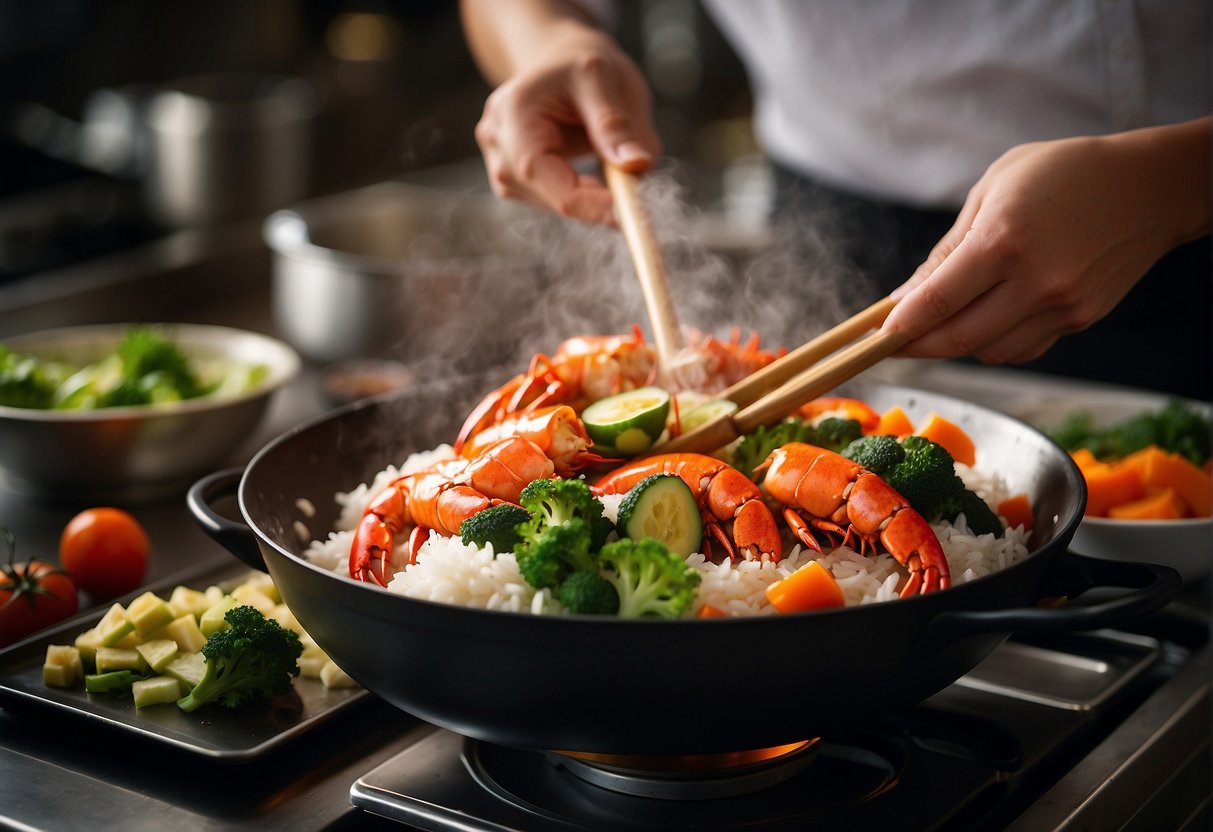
<box><xmin>548</xmin><ymin>739</ymin><xmax>821</xmax><ymax>799</ymax></box>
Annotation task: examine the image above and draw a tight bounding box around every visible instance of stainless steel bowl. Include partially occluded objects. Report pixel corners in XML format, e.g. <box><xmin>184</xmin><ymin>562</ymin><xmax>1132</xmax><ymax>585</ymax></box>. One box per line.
<box><xmin>0</xmin><ymin>323</ymin><xmax>300</xmax><ymax>505</ymax></box>
<box><xmin>263</xmin><ymin>182</ymin><xmax>550</xmax><ymax>366</ymax></box>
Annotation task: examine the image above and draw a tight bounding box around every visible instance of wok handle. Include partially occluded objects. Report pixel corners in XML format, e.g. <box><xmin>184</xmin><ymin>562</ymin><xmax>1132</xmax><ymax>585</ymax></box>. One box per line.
<box><xmin>923</xmin><ymin>553</ymin><xmax>1182</xmax><ymax>649</ymax></box>
<box><xmin>186</xmin><ymin>467</ymin><xmax>268</xmax><ymax>571</ymax></box>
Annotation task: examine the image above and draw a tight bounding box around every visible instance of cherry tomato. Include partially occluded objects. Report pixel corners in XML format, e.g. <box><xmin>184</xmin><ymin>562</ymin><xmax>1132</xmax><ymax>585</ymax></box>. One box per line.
<box><xmin>59</xmin><ymin>508</ymin><xmax>150</xmax><ymax>600</ymax></box>
<box><xmin>0</xmin><ymin>529</ymin><xmax>79</xmax><ymax>647</ymax></box>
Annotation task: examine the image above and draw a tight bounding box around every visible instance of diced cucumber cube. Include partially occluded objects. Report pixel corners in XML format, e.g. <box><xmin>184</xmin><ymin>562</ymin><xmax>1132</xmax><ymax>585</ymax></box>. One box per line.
<box><xmin>268</xmin><ymin>604</ymin><xmax>303</xmax><ymax>637</ymax></box>
<box><xmin>95</xmin><ymin>646</ymin><xmax>148</xmax><ymax>674</ymax></box>
<box><xmin>126</xmin><ymin>591</ymin><xmax>175</xmax><ymax>636</ymax></box>
<box><xmin>167</xmin><ymin>585</ymin><xmax>211</xmax><ymax>620</ymax></box>
<box><xmin>164</xmin><ymin>652</ymin><xmax>207</xmax><ymax>691</ymax></box>
<box><xmin>73</xmin><ymin>628</ymin><xmax>103</xmax><ymax>671</ymax></box>
<box><xmin>132</xmin><ymin>676</ymin><xmax>180</xmax><ymax>708</ymax></box>
<box><xmin>198</xmin><ymin>596</ymin><xmax>238</xmax><ymax>637</ymax></box>
<box><xmin>297</xmin><ymin>654</ymin><xmax>326</xmax><ymax>679</ymax></box>
<box><xmin>96</xmin><ymin>603</ymin><xmax>138</xmax><ymax>647</ymax></box>
<box><xmin>162</xmin><ymin>614</ymin><xmax>207</xmax><ymax>653</ymax></box>
<box><xmin>135</xmin><ymin>639</ymin><xmax>179</xmax><ymax>673</ymax></box>
<box><xmin>42</xmin><ymin>645</ymin><xmax>83</xmax><ymax>688</ymax></box>
<box><xmin>231</xmin><ymin>583</ymin><xmax>276</xmax><ymax>615</ymax></box>
<box><xmin>319</xmin><ymin>660</ymin><xmax>357</xmax><ymax>690</ymax></box>
<box><xmin>239</xmin><ymin>572</ymin><xmax>281</xmax><ymax>604</ymax></box>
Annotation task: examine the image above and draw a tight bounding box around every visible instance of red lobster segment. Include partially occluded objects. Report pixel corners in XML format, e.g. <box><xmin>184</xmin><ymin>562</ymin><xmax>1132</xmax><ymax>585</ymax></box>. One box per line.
<box><xmin>756</xmin><ymin>442</ymin><xmax>951</xmax><ymax>596</ymax></box>
<box><xmin>593</xmin><ymin>452</ymin><xmax>783</xmax><ymax>562</ymax></box>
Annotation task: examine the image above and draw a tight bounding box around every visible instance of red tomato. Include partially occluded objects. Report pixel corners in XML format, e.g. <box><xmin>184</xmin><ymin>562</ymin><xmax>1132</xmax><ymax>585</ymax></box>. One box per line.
<box><xmin>59</xmin><ymin>508</ymin><xmax>150</xmax><ymax>600</ymax></box>
<box><xmin>0</xmin><ymin>530</ymin><xmax>79</xmax><ymax>647</ymax></box>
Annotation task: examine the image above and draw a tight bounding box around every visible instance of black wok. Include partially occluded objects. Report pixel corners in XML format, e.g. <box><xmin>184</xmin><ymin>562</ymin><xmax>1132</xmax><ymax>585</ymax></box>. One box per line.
<box><xmin>189</xmin><ymin>382</ymin><xmax>1180</xmax><ymax>755</ymax></box>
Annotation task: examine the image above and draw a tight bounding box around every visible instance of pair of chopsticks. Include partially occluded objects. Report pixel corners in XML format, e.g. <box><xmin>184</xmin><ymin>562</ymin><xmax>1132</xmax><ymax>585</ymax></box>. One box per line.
<box><xmin>605</xmin><ymin>163</ymin><xmax>905</xmax><ymax>455</ymax></box>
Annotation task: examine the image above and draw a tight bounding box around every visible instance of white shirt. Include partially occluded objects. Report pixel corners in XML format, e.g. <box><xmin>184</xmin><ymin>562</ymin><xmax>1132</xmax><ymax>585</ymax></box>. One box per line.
<box><xmin>701</xmin><ymin>0</ymin><xmax>1210</xmax><ymax>208</ymax></box>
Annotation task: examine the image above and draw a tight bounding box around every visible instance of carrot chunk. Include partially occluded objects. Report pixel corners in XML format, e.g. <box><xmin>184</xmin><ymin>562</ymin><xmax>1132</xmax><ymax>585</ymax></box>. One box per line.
<box><xmin>1083</xmin><ymin>462</ymin><xmax>1146</xmax><ymax>517</ymax></box>
<box><xmin>1121</xmin><ymin>445</ymin><xmax>1211</xmax><ymax>518</ymax></box>
<box><xmin>875</xmin><ymin>404</ymin><xmax>915</xmax><ymax>437</ymax></box>
<box><xmin>764</xmin><ymin>561</ymin><xmax>846</xmax><ymax>612</ymax></box>
<box><xmin>1108</xmin><ymin>488</ymin><xmax>1185</xmax><ymax>520</ymax></box>
<box><xmin>1069</xmin><ymin>447</ymin><xmax>1102</xmax><ymax>471</ymax></box>
<box><xmin>798</xmin><ymin>397</ymin><xmax>881</xmax><ymax>434</ymax></box>
<box><xmin>996</xmin><ymin>494</ymin><xmax>1034</xmax><ymax>532</ymax></box>
<box><xmin>696</xmin><ymin>603</ymin><xmax>727</xmax><ymax>618</ymax></box>
<box><xmin>917</xmin><ymin>413</ymin><xmax>976</xmax><ymax>466</ymax></box>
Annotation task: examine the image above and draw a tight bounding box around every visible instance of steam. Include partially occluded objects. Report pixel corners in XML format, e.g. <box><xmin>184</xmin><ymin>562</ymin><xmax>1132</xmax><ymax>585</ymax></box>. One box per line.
<box><xmin>372</xmin><ymin>163</ymin><xmax>879</xmax><ymax>439</ymax></box>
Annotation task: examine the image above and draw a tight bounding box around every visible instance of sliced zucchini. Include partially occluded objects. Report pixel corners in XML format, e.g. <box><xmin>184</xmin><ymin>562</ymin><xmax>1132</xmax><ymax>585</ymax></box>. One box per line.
<box><xmin>679</xmin><ymin>399</ymin><xmax>739</xmax><ymax>432</ymax></box>
<box><xmin>582</xmin><ymin>387</ymin><xmax>671</xmax><ymax>456</ymax></box>
<box><xmin>616</xmin><ymin>474</ymin><xmax>703</xmax><ymax>556</ymax></box>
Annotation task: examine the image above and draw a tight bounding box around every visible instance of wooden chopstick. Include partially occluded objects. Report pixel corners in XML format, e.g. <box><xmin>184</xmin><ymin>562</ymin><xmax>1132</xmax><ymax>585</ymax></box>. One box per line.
<box><xmin>604</xmin><ymin>162</ymin><xmax>686</xmax><ymax>372</ymax></box>
<box><xmin>657</xmin><ymin>329</ymin><xmax>909</xmax><ymax>454</ymax></box>
<box><xmin>721</xmin><ymin>295</ymin><xmax>896</xmax><ymax>408</ymax></box>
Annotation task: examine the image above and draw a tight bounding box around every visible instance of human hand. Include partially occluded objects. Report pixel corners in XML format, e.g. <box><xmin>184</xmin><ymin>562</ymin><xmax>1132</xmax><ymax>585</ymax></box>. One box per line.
<box><xmin>883</xmin><ymin>122</ymin><xmax>1210</xmax><ymax>364</ymax></box>
<box><xmin>473</xmin><ymin>26</ymin><xmax>661</xmax><ymax>224</ymax></box>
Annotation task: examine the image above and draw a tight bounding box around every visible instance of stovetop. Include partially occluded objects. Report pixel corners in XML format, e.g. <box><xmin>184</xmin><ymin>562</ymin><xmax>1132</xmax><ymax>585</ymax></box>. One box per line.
<box><xmin>349</xmin><ymin>618</ymin><xmax>1209</xmax><ymax>832</ymax></box>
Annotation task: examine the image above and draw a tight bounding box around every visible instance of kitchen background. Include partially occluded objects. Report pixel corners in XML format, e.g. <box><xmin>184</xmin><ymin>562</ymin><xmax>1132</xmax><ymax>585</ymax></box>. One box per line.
<box><xmin>0</xmin><ymin>0</ymin><xmax>757</xmax><ymax>282</ymax></box>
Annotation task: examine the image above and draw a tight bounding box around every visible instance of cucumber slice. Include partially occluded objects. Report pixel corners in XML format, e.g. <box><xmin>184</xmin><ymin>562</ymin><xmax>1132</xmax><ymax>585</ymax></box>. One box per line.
<box><xmin>616</xmin><ymin>474</ymin><xmax>703</xmax><ymax>556</ymax></box>
<box><xmin>582</xmin><ymin>387</ymin><xmax>671</xmax><ymax>456</ymax></box>
<box><xmin>679</xmin><ymin>399</ymin><xmax>739</xmax><ymax>432</ymax></box>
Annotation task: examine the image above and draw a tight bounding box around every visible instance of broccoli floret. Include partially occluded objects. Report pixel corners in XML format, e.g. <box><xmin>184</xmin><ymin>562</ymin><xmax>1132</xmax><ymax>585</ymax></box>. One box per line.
<box><xmin>596</xmin><ymin>538</ymin><xmax>701</xmax><ymax>619</ymax></box>
<box><xmin>515</xmin><ymin>519</ymin><xmax>597</xmax><ymax>589</ymax></box>
<box><xmin>517</xmin><ymin>477</ymin><xmax>613</xmax><ymax>549</ymax></box>
<box><xmin>558</xmin><ymin>570</ymin><xmax>620</xmax><ymax>614</ymax></box>
<box><xmin>0</xmin><ymin>347</ymin><xmax>59</xmax><ymax>409</ymax></box>
<box><xmin>810</xmin><ymin>417</ymin><xmax>864</xmax><ymax>452</ymax></box>
<box><xmin>845</xmin><ymin>435</ymin><xmax>1002</xmax><ymax>537</ymax></box>
<box><xmin>176</xmin><ymin>605</ymin><xmax>302</xmax><ymax>713</ymax></box>
<box><xmin>460</xmin><ymin>503</ymin><xmax>531</xmax><ymax>553</ymax></box>
<box><xmin>842</xmin><ymin>434</ymin><xmax>906</xmax><ymax>476</ymax></box>
<box><xmin>1052</xmin><ymin>400</ymin><xmax>1210</xmax><ymax>466</ymax></box>
<box><xmin>116</xmin><ymin>327</ymin><xmax>205</xmax><ymax>401</ymax></box>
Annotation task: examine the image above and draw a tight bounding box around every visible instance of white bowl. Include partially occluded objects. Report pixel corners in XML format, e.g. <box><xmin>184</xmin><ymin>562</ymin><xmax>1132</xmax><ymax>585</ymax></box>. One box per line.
<box><xmin>0</xmin><ymin>323</ymin><xmax>300</xmax><ymax>505</ymax></box>
<box><xmin>1004</xmin><ymin>388</ymin><xmax>1211</xmax><ymax>583</ymax></box>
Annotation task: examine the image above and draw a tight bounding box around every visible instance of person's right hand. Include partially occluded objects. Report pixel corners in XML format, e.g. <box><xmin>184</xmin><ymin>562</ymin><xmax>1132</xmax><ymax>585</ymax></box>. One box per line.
<box><xmin>473</xmin><ymin>26</ymin><xmax>662</xmax><ymax>224</ymax></box>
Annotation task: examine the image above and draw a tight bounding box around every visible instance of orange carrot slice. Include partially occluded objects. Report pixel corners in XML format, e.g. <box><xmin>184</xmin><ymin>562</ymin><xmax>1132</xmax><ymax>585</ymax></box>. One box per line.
<box><xmin>875</xmin><ymin>404</ymin><xmax>915</xmax><ymax>437</ymax></box>
<box><xmin>696</xmin><ymin>603</ymin><xmax>727</xmax><ymax>618</ymax></box>
<box><xmin>996</xmin><ymin>494</ymin><xmax>1034</xmax><ymax>531</ymax></box>
<box><xmin>916</xmin><ymin>413</ymin><xmax>976</xmax><ymax>466</ymax></box>
<box><xmin>1069</xmin><ymin>447</ymin><xmax>1102</xmax><ymax>471</ymax></box>
<box><xmin>1108</xmin><ymin>488</ymin><xmax>1185</xmax><ymax>520</ymax></box>
<box><xmin>764</xmin><ymin>561</ymin><xmax>845</xmax><ymax>612</ymax></box>
<box><xmin>1121</xmin><ymin>445</ymin><xmax>1211</xmax><ymax>518</ymax></box>
<box><xmin>1083</xmin><ymin>462</ymin><xmax>1146</xmax><ymax>517</ymax></box>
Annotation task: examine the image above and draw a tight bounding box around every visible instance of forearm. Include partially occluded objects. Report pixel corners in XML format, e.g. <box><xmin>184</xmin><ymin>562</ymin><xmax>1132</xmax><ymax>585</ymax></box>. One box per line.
<box><xmin>1108</xmin><ymin>115</ymin><xmax>1211</xmax><ymax>249</ymax></box>
<box><xmin>459</xmin><ymin>0</ymin><xmax>605</xmax><ymax>84</ymax></box>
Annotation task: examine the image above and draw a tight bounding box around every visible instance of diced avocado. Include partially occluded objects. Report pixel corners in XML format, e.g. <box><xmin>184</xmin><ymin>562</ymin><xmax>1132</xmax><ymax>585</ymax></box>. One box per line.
<box><xmin>162</xmin><ymin>614</ymin><xmax>207</xmax><ymax>653</ymax></box>
<box><xmin>198</xmin><ymin>595</ymin><xmax>238</xmax><ymax>637</ymax></box>
<box><xmin>125</xmin><ymin>591</ymin><xmax>175</xmax><ymax>636</ymax></box>
<box><xmin>84</xmin><ymin>670</ymin><xmax>146</xmax><ymax>694</ymax></box>
<box><xmin>167</xmin><ymin>585</ymin><xmax>211</xmax><ymax>619</ymax></box>
<box><xmin>95</xmin><ymin>646</ymin><xmax>148</xmax><ymax>674</ymax></box>
<box><xmin>616</xmin><ymin>473</ymin><xmax>704</xmax><ymax>556</ymax></box>
<box><xmin>319</xmin><ymin>660</ymin><xmax>357</xmax><ymax>690</ymax></box>
<box><xmin>42</xmin><ymin>645</ymin><xmax>83</xmax><ymax>688</ymax></box>
<box><xmin>231</xmin><ymin>583</ymin><xmax>276</xmax><ymax>615</ymax></box>
<box><xmin>132</xmin><ymin>675</ymin><xmax>180</xmax><ymax>708</ymax></box>
<box><xmin>164</xmin><ymin>651</ymin><xmax>207</xmax><ymax>691</ymax></box>
<box><xmin>135</xmin><ymin>639</ymin><xmax>179</xmax><ymax>673</ymax></box>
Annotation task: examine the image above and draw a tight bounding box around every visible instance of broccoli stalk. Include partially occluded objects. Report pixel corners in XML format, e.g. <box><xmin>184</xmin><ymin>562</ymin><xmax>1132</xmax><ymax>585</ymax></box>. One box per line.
<box><xmin>176</xmin><ymin>605</ymin><xmax>303</xmax><ymax>713</ymax></box>
<box><xmin>596</xmin><ymin>538</ymin><xmax>701</xmax><ymax>619</ymax></box>
<box><xmin>842</xmin><ymin>434</ymin><xmax>1002</xmax><ymax>536</ymax></box>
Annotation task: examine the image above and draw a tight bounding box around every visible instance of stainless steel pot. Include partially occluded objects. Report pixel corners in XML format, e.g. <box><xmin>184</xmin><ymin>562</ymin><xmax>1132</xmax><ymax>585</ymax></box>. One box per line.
<box><xmin>263</xmin><ymin>182</ymin><xmax>551</xmax><ymax>366</ymax></box>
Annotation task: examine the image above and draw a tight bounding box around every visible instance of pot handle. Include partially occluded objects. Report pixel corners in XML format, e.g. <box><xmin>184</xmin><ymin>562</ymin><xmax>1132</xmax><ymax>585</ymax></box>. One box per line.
<box><xmin>921</xmin><ymin>553</ymin><xmax>1182</xmax><ymax>651</ymax></box>
<box><xmin>186</xmin><ymin>468</ymin><xmax>267</xmax><ymax>571</ymax></box>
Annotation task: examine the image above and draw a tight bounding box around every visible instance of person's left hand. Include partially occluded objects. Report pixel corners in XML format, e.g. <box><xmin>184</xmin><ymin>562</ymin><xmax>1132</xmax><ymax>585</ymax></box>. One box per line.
<box><xmin>883</xmin><ymin>126</ymin><xmax>1206</xmax><ymax>363</ymax></box>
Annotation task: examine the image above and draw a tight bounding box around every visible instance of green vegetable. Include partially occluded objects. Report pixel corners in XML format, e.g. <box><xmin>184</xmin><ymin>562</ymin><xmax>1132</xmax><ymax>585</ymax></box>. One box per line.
<box><xmin>176</xmin><ymin>605</ymin><xmax>302</xmax><ymax>713</ymax></box>
<box><xmin>732</xmin><ymin>417</ymin><xmax>863</xmax><ymax>481</ymax></box>
<box><xmin>516</xmin><ymin>477</ymin><xmax>613</xmax><ymax>552</ymax></box>
<box><xmin>596</xmin><ymin>538</ymin><xmax>701</xmax><ymax>619</ymax></box>
<box><xmin>1050</xmin><ymin>400</ymin><xmax>1211</xmax><ymax>466</ymax></box>
<box><xmin>515</xmin><ymin>520</ymin><xmax>597</xmax><ymax>589</ymax></box>
<box><xmin>581</xmin><ymin>386</ymin><xmax>671</xmax><ymax>455</ymax></box>
<box><xmin>616</xmin><ymin>474</ymin><xmax>702</xmax><ymax>556</ymax></box>
<box><xmin>557</xmin><ymin>570</ymin><xmax>619</xmax><ymax>615</ymax></box>
<box><xmin>0</xmin><ymin>347</ymin><xmax>66</xmax><ymax>409</ymax></box>
<box><xmin>460</xmin><ymin>503</ymin><xmax>531</xmax><ymax>553</ymax></box>
<box><xmin>678</xmin><ymin>399</ymin><xmax>738</xmax><ymax>432</ymax></box>
<box><xmin>842</xmin><ymin>434</ymin><xmax>1002</xmax><ymax>536</ymax></box>
<box><xmin>84</xmin><ymin>669</ymin><xmax>147</xmax><ymax>694</ymax></box>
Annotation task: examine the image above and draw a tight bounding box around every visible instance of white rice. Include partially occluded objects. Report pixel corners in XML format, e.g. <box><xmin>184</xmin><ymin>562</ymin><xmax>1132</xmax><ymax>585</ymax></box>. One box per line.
<box><xmin>301</xmin><ymin>450</ymin><xmax>1032</xmax><ymax>616</ymax></box>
